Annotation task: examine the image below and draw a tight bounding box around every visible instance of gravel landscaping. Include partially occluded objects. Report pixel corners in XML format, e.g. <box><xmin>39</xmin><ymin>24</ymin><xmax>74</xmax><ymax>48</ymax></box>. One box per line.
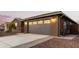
<box><xmin>31</xmin><ymin>36</ymin><xmax>79</xmax><ymax>48</ymax></box>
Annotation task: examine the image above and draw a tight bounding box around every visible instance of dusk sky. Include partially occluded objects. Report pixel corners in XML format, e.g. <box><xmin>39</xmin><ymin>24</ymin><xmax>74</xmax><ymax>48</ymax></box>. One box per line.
<box><xmin>0</xmin><ymin>11</ymin><xmax>79</xmax><ymax>23</ymax></box>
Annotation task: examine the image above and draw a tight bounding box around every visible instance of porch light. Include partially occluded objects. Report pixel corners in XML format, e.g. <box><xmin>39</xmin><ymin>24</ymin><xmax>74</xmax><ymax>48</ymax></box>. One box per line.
<box><xmin>51</xmin><ymin>18</ymin><xmax>57</xmax><ymax>23</ymax></box>
<box><xmin>15</xmin><ymin>23</ymin><xmax>17</xmax><ymax>26</ymax></box>
<box><xmin>25</xmin><ymin>22</ymin><xmax>27</xmax><ymax>25</ymax></box>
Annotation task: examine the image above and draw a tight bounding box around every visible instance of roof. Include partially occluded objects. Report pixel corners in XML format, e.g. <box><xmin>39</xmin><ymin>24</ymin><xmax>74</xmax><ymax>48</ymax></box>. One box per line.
<box><xmin>12</xmin><ymin>18</ymin><xmax>23</xmax><ymax>22</ymax></box>
<box><xmin>24</xmin><ymin>11</ymin><xmax>62</xmax><ymax>20</ymax></box>
<box><xmin>24</xmin><ymin>11</ymin><xmax>77</xmax><ymax>24</ymax></box>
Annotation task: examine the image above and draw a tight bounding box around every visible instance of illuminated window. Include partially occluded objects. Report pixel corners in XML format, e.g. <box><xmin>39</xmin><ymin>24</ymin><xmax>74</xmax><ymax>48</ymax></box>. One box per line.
<box><xmin>38</xmin><ymin>20</ymin><xmax>43</xmax><ymax>24</ymax></box>
<box><xmin>33</xmin><ymin>21</ymin><xmax>37</xmax><ymax>25</ymax></box>
<box><xmin>15</xmin><ymin>23</ymin><xmax>17</xmax><ymax>26</ymax></box>
<box><xmin>44</xmin><ymin>20</ymin><xmax>50</xmax><ymax>24</ymax></box>
<box><xmin>29</xmin><ymin>22</ymin><xmax>32</xmax><ymax>25</ymax></box>
<box><xmin>25</xmin><ymin>22</ymin><xmax>27</xmax><ymax>25</ymax></box>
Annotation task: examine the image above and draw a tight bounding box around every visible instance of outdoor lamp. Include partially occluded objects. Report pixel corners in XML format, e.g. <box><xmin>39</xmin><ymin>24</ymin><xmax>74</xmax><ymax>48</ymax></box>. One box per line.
<box><xmin>51</xmin><ymin>18</ymin><xmax>57</xmax><ymax>23</ymax></box>
<box><xmin>25</xmin><ymin>22</ymin><xmax>27</xmax><ymax>25</ymax></box>
<box><xmin>15</xmin><ymin>23</ymin><xmax>17</xmax><ymax>26</ymax></box>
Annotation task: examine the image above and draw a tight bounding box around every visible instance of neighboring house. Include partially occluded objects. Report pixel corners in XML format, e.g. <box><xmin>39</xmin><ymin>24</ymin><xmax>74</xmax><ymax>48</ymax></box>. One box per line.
<box><xmin>4</xmin><ymin>22</ymin><xmax>10</xmax><ymax>32</ymax></box>
<box><xmin>0</xmin><ymin>22</ymin><xmax>10</xmax><ymax>32</ymax></box>
<box><xmin>23</xmin><ymin>11</ymin><xmax>78</xmax><ymax>36</ymax></box>
<box><xmin>0</xmin><ymin>24</ymin><xmax>5</xmax><ymax>32</ymax></box>
<box><xmin>10</xmin><ymin>18</ymin><xmax>24</xmax><ymax>33</ymax></box>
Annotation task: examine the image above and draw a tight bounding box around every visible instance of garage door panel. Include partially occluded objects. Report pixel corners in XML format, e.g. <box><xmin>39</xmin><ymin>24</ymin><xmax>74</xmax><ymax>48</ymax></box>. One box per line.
<box><xmin>29</xmin><ymin>24</ymin><xmax>51</xmax><ymax>35</ymax></box>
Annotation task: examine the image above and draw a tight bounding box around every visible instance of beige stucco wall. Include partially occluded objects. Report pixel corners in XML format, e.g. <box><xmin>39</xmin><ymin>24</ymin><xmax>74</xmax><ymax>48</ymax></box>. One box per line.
<box><xmin>50</xmin><ymin>16</ymin><xmax>59</xmax><ymax>36</ymax></box>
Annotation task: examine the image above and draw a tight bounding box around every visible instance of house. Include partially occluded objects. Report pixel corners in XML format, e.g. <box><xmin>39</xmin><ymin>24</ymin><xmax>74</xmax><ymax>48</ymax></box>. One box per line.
<box><xmin>9</xmin><ymin>18</ymin><xmax>24</xmax><ymax>33</ymax></box>
<box><xmin>0</xmin><ymin>24</ymin><xmax>5</xmax><ymax>32</ymax></box>
<box><xmin>23</xmin><ymin>11</ymin><xmax>78</xmax><ymax>36</ymax></box>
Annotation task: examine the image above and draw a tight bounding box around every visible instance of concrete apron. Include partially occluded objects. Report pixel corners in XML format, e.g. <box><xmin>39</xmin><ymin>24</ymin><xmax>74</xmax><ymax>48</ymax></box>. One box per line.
<box><xmin>14</xmin><ymin>36</ymin><xmax>53</xmax><ymax>48</ymax></box>
<box><xmin>53</xmin><ymin>35</ymin><xmax>77</xmax><ymax>40</ymax></box>
<box><xmin>0</xmin><ymin>34</ymin><xmax>53</xmax><ymax>48</ymax></box>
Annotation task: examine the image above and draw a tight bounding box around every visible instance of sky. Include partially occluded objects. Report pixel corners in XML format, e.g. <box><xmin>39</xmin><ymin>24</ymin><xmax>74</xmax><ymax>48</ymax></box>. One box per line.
<box><xmin>0</xmin><ymin>11</ymin><xmax>79</xmax><ymax>24</ymax></box>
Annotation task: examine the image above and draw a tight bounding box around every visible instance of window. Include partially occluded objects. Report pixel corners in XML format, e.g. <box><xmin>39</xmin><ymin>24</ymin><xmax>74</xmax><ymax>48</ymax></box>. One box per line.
<box><xmin>29</xmin><ymin>22</ymin><xmax>32</xmax><ymax>25</ymax></box>
<box><xmin>38</xmin><ymin>20</ymin><xmax>43</xmax><ymax>24</ymax></box>
<box><xmin>33</xmin><ymin>21</ymin><xmax>37</xmax><ymax>25</ymax></box>
<box><xmin>44</xmin><ymin>20</ymin><xmax>50</xmax><ymax>24</ymax></box>
<box><xmin>15</xmin><ymin>23</ymin><xmax>17</xmax><ymax>26</ymax></box>
<box><xmin>25</xmin><ymin>22</ymin><xmax>27</xmax><ymax>25</ymax></box>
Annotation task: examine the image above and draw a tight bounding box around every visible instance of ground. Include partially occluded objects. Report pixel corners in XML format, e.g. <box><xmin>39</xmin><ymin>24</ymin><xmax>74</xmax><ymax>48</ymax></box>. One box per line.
<box><xmin>0</xmin><ymin>33</ymin><xmax>50</xmax><ymax>48</ymax></box>
<box><xmin>0</xmin><ymin>33</ymin><xmax>79</xmax><ymax>48</ymax></box>
<box><xmin>31</xmin><ymin>36</ymin><xmax>79</xmax><ymax>48</ymax></box>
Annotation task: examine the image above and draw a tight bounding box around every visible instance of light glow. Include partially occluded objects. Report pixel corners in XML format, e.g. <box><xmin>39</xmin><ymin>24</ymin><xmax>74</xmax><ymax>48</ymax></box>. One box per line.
<box><xmin>44</xmin><ymin>20</ymin><xmax>50</xmax><ymax>24</ymax></box>
<box><xmin>38</xmin><ymin>20</ymin><xmax>43</xmax><ymax>24</ymax></box>
<box><xmin>51</xmin><ymin>18</ymin><xmax>57</xmax><ymax>23</ymax></box>
<box><xmin>25</xmin><ymin>22</ymin><xmax>27</xmax><ymax>25</ymax></box>
<box><xmin>15</xmin><ymin>23</ymin><xmax>17</xmax><ymax>26</ymax></box>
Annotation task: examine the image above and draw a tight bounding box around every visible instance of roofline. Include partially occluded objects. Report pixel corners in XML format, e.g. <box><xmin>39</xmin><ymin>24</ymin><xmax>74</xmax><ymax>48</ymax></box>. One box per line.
<box><xmin>12</xmin><ymin>18</ymin><xmax>23</xmax><ymax>22</ymax></box>
<box><xmin>24</xmin><ymin>11</ymin><xmax>63</xmax><ymax>20</ymax></box>
<box><xmin>23</xmin><ymin>11</ymin><xmax>77</xmax><ymax>24</ymax></box>
<box><xmin>61</xmin><ymin>12</ymin><xmax>78</xmax><ymax>24</ymax></box>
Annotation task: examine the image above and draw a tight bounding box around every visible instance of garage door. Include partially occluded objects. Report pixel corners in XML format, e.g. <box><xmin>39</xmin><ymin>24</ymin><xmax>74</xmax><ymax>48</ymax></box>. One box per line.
<box><xmin>29</xmin><ymin>20</ymin><xmax>52</xmax><ymax>35</ymax></box>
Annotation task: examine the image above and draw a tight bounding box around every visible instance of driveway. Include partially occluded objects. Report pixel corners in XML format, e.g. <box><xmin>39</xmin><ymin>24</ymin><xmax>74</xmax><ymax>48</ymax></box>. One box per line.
<box><xmin>0</xmin><ymin>33</ymin><xmax>52</xmax><ymax>48</ymax></box>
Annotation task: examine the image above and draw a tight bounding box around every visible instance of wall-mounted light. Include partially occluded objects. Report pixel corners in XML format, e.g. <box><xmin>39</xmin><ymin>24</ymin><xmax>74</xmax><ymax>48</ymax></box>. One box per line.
<box><xmin>25</xmin><ymin>22</ymin><xmax>27</xmax><ymax>25</ymax></box>
<box><xmin>51</xmin><ymin>18</ymin><xmax>57</xmax><ymax>23</ymax></box>
<box><xmin>15</xmin><ymin>23</ymin><xmax>17</xmax><ymax>26</ymax></box>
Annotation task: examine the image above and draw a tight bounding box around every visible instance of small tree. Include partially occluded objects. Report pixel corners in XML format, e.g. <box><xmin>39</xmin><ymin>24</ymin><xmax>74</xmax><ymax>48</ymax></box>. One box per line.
<box><xmin>8</xmin><ymin>22</ymin><xmax>16</xmax><ymax>32</ymax></box>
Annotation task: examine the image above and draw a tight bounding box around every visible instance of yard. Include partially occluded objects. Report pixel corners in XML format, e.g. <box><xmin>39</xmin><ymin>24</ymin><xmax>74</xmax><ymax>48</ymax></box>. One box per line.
<box><xmin>0</xmin><ymin>33</ymin><xmax>78</xmax><ymax>48</ymax></box>
<box><xmin>32</xmin><ymin>35</ymin><xmax>79</xmax><ymax>48</ymax></box>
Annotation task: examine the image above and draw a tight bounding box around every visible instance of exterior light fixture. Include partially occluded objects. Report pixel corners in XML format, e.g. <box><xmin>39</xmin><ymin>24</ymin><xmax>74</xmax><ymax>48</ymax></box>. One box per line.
<box><xmin>15</xmin><ymin>23</ymin><xmax>17</xmax><ymax>27</ymax></box>
<box><xmin>51</xmin><ymin>18</ymin><xmax>57</xmax><ymax>23</ymax></box>
<box><xmin>25</xmin><ymin>22</ymin><xmax>27</xmax><ymax>25</ymax></box>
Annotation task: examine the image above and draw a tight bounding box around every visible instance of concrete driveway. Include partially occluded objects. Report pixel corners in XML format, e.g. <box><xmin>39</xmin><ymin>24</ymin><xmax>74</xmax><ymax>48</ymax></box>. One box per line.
<box><xmin>0</xmin><ymin>33</ymin><xmax>52</xmax><ymax>48</ymax></box>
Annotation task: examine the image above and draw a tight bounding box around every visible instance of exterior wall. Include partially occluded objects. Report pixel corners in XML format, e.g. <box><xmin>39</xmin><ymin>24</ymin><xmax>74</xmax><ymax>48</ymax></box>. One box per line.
<box><xmin>12</xmin><ymin>20</ymin><xmax>22</xmax><ymax>33</ymax></box>
<box><xmin>78</xmin><ymin>24</ymin><xmax>79</xmax><ymax>34</ymax></box>
<box><xmin>24</xmin><ymin>21</ymin><xmax>28</xmax><ymax>33</ymax></box>
<box><xmin>16</xmin><ymin>20</ymin><xmax>22</xmax><ymax>32</ymax></box>
<box><xmin>70</xmin><ymin>23</ymin><xmax>78</xmax><ymax>34</ymax></box>
<box><xmin>24</xmin><ymin>15</ymin><xmax>59</xmax><ymax>36</ymax></box>
<box><xmin>50</xmin><ymin>16</ymin><xmax>59</xmax><ymax>36</ymax></box>
<box><xmin>59</xmin><ymin>16</ymin><xmax>78</xmax><ymax>35</ymax></box>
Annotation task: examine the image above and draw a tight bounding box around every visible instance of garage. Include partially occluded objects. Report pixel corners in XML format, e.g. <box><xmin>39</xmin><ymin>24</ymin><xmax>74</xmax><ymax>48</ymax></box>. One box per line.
<box><xmin>23</xmin><ymin>11</ymin><xmax>78</xmax><ymax>36</ymax></box>
<box><xmin>29</xmin><ymin>20</ymin><xmax>52</xmax><ymax>35</ymax></box>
